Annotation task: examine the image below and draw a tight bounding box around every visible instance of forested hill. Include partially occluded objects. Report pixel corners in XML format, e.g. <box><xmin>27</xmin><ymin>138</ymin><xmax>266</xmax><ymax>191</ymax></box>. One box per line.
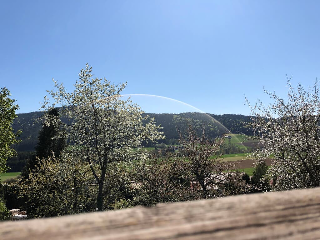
<box><xmin>8</xmin><ymin>111</ymin><xmax>254</xmax><ymax>171</ymax></box>
<box><xmin>11</xmin><ymin>111</ymin><xmax>253</xmax><ymax>152</ymax></box>
<box><xmin>211</xmin><ymin>114</ymin><xmax>253</xmax><ymax>135</ymax></box>
<box><xmin>146</xmin><ymin>113</ymin><xmax>254</xmax><ymax>144</ymax></box>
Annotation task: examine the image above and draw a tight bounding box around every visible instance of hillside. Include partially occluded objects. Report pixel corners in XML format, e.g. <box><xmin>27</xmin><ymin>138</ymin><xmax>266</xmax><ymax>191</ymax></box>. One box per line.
<box><xmin>7</xmin><ymin>111</ymin><xmax>254</xmax><ymax>171</ymax></box>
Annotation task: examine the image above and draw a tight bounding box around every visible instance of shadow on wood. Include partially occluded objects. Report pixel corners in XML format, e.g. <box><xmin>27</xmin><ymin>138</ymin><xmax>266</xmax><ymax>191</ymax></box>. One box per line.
<box><xmin>1</xmin><ymin>187</ymin><xmax>320</xmax><ymax>239</ymax></box>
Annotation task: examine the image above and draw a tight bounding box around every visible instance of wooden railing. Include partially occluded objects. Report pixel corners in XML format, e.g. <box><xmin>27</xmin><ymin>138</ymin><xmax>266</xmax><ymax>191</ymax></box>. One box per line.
<box><xmin>1</xmin><ymin>187</ymin><xmax>320</xmax><ymax>239</ymax></box>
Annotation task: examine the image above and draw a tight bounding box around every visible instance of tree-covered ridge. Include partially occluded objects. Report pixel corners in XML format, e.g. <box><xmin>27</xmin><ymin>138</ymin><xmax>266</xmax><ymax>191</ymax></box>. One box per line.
<box><xmin>7</xmin><ymin>111</ymin><xmax>254</xmax><ymax>172</ymax></box>
<box><xmin>11</xmin><ymin>112</ymin><xmax>254</xmax><ymax>150</ymax></box>
<box><xmin>11</xmin><ymin>111</ymin><xmax>43</xmax><ymax>152</ymax></box>
<box><xmin>6</xmin><ymin>111</ymin><xmax>43</xmax><ymax>172</ymax></box>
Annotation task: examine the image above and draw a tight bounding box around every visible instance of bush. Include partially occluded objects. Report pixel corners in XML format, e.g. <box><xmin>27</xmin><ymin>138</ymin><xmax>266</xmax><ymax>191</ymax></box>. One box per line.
<box><xmin>0</xmin><ymin>198</ymin><xmax>10</xmax><ymax>221</ymax></box>
<box><xmin>251</xmin><ymin>161</ymin><xmax>268</xmax><ymax>185</ymax></box>
<box><xmin>251</xmin><ymin>160</ymin><xmax>270</xmax><ymax>192</ymax></box>
<box><xmin>132</xmin><ymin>158</ymin><xmax>195</xmax><ymax>206</ymax></box>
<box><xmin>21</xmin><ymin>154</ymin><xmax>96</xmax><ymax>218</ymax></box>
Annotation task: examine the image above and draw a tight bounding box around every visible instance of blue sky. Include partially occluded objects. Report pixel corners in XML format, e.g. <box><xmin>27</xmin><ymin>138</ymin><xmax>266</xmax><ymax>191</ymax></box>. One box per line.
<box><xmin>1</xmin><ymin>0</ymin><xmax>320</xmax><ymax>115</ymax></box>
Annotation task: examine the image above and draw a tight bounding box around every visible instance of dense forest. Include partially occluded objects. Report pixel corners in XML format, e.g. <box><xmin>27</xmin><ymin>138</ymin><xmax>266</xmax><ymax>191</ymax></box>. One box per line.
<box><xmin>7</xmin><ymin>111</ymin><xmax>254</xmax><ymax>172</ymax></box>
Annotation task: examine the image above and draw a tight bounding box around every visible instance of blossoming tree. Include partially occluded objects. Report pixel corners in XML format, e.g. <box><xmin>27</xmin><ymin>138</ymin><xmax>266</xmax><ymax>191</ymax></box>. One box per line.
<box><xmin>248</xmin><ymin>79</ymin><xmax>320</xmax><ymax>190</ymax></box>
<box><xmin>44</xmin><ymin>64</ymin><xmax>163</xmax><ymax>211</ymax></box>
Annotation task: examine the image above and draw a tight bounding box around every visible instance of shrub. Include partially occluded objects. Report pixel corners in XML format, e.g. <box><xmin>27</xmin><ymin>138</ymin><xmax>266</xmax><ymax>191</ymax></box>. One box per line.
<box><xmin>0</xmin><ymin>198</ymin><xmax>10</xmax><ymax>221</ymax></box>
<box><xmin>21</xmin><ymin>154</ymin><xmax>96</xmax><ymax>218</ymax></box>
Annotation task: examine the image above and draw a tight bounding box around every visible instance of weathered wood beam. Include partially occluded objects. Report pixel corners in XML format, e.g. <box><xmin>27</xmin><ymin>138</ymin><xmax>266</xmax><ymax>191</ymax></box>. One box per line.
<box><xmin>1</xmin><ymin>187</ymin><xmax>320</xmax><ymax>239</ymax></box>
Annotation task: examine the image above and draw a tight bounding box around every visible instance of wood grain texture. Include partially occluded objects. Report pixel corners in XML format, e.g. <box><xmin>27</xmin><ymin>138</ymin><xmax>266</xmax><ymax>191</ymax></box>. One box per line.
<box><xmin>1</xmin><ymin>187</ymin><xmax>320</xmax><ymax>240</ymax></box>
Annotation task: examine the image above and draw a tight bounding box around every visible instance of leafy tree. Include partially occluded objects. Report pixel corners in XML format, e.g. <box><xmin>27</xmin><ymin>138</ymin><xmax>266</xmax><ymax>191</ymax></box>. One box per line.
<box><xmin>251</xmin><ymin>160</ymin><xmax>270</xmax><ymax>192</ymax></box>
<box><xmin>0</xmin><ymin>87</ymin><xmax>20</xmax><ymax>174</ymax></box>
<box><xmin>0</xmin><ymin>183</ymin><xmax>10</xmax><ymax>221</ymax></box>
<box><xmin>43</xmin><ymin>64</ymin><xmax>163</xmax><ymax>211</ymax></box>
<box><xmin>248</xmin><ymin>80</ymin><xmax>320</xmax><ymax>190</ymax></box>
<box><xmin>132</xmin><ymin>157</ymin><xmax>194</xmax><ymax>206</ymax></box>
<box><xmin>21</xmin><ymin>153</ymin><xmax>96</xmax><ymax>218</ymax></box>
<box><xmin>0</xmin><ymin>198</ymin><xmax>10</xmax><ymax>221</ymax></box>
<box><xmin>102</xmin><ymin>161</ymin><xmax>137</xmax><ymax>210</ymax></box>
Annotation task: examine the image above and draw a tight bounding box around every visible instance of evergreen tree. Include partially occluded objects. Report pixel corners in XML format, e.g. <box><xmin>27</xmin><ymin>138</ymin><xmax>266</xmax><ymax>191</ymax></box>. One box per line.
<box><xmin>23</xmin><ymin>108</ymin><xmax>65</xmax><ymax>177</ymax></box>
<box><xmin>35</xmin><ymin>108</ymin><xmax>65</xmax><ymax>160</ymax></box>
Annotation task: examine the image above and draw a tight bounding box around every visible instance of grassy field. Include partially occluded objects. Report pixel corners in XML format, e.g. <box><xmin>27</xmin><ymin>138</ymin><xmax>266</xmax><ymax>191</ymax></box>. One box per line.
<box><xmin>211</xmin><ymin>153</ymin><xmax>250</xmax><ymax>161</ymax></box>
<box><xmin>237</xmin><ymin>167</ymin><xmax>255</xmax><ymax>176</ymax></box>
<box><xmin>223</xmin><ymin>134</ymin><xmax>260</xmax><ymax>152</ymax></box>
<box><xmin>136</xmin><ymin>139</ymin><xmax>254</xmax><ymax>162</ymax></box>
<box><xmin>223</xmin><ymin>134</ymin><xmax>249</xmax><ymax>151</ymax></box>
<box><xmin>227</xmin><ymin>134</ymin><xmax>248</xmax><ymax>143</ymax></box>
<box><xmin>1</xmin><ymin>172</ymin><xmax>21</xmax><ymax>181</ymax></box>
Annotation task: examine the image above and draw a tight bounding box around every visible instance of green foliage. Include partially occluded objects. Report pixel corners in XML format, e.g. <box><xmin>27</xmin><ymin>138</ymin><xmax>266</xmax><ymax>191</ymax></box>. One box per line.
<box><xmin>0</xmin><ymin>87</ymin><xmax>20</xmax><ymax>174</ymax></box>
<box><xmin>251</xmin><ymin>161</ymin><xmax>268</xmax><ymax>185</ymax></box>
<box><xmin>21</xmin><ymin>154</ymin><xmax>96</xmax><ymax>218</ymax></box>
<box><xmin>0</xmin><ymin>183</ymin><xmax>10</xmax><ymax>221</ymax></box>
<box><xmin>102</xmin><ymin>162</ymin><xmax>137</xmax><ymax>210</ymax></box>
<box><xmin>250</xmin><ymin>160</ymin><xmax>270</xmax><ymax>192</ymax></box>
<box><xmin>0</xmin><ymin>197</ymin><xmax>10</xmax><ymax>221</ymax></box>
<box><xmin>132</xmin><ymin>158</ymin><xmax>194</xmax><ymax>206</ymax></box>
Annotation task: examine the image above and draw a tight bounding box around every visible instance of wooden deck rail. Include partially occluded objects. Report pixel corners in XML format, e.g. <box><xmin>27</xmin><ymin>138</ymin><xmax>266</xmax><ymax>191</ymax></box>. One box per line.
<box><xmin>1</xmin><ymin>187</ymin><xmax>320</xmax><ymax>239</ymax></box>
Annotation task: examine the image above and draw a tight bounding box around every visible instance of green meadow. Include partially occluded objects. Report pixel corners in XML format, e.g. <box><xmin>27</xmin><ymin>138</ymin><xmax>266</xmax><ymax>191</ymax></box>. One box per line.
<box><xmin>0</xmin><ymin>172</ymin><xmax>21</xmax><ymax>181</ymax></box>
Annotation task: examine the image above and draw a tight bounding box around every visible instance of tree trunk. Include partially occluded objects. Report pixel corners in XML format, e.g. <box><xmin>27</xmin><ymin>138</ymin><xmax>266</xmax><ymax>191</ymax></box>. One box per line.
<box><xmin>96</xmin><ymin>180</ymin><xmax>104</xmax><ymax>211</ymax></box>
<box><xmin>97</xmin><ymin>163</ymin><xmax>108</xmax><ymax>211</ymax></box>
<box><xmin>198</xmin><ymin>178</ymin><xmax>207</xmax><ymax>199</ymax></box>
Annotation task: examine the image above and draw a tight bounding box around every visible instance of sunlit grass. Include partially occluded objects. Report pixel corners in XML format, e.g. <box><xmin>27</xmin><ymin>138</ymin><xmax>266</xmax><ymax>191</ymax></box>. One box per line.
<box><xmin>211</xmin><ymin>152</ymin><xmax>251</xmax><ymax>161</ymax></box>
<box><xmin>237</xmin><ymin>167</ymin><xmax>255</xmax><ymax>176</ymax></box>
<box><xmin>0</xmin><ymin>172</ymin><xmax>21</xmax><ymax>181</ymax></box>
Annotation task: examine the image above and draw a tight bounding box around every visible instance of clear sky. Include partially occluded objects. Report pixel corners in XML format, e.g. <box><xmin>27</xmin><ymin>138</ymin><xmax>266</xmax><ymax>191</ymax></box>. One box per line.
<box><xmin>1</xmin><ymin>0</ymin><xmax>320</xmax><ymax>115</ymax></box>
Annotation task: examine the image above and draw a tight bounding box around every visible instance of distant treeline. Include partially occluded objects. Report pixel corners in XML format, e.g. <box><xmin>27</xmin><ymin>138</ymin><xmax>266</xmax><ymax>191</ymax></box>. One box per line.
<box><xmin>7</xmin><ymin>111</ymin><xmax>254</xmax><ymax>171</ymax></box>
<box><xmin>147</xmin><ymin>113</ymin><xmax>254</xmax><ymax>145</ymax></box>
